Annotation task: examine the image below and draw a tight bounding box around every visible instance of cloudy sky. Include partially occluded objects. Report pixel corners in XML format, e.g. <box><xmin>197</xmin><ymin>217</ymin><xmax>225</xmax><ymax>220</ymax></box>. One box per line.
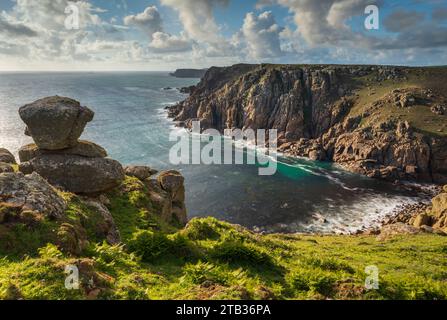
<box><xmin>0</xmin><ymin>0</ymin><xmax>446</xmax><ymax>71</ymax></box>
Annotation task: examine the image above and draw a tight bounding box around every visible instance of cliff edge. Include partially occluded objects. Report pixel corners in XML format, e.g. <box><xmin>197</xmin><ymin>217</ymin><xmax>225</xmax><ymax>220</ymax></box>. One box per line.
<box><xmin>169</xmin><ymin>64</ymin><xmax>447</xmax><ymax>183</ymax></box>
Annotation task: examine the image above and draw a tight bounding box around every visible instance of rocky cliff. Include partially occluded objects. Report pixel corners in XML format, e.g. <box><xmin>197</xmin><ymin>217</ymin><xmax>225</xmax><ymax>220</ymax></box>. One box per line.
<box><xmin>170</xmin><ymin>68</ymin><xmax>208</xmax><ymax>78</ymax></box>
<box><xmin>169</xmin><ymin>64</ymin><xmax>447</xmax><ymax>183</ymax></box>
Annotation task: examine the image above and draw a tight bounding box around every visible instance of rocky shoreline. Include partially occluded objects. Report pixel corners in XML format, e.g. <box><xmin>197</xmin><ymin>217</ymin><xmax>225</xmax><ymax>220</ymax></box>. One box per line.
<box><xmin>1</xmin><ymin>93</ymin><xmax>446</xmax><ymax>245</ymax></box>
<box><xmin>167</xmin><ymin>64</ymin><xmax>447</xmax><ymax>236</ymax></box>
<box><xmin>1</xmin><ymin>95</ymin><xmax>446</xmax><ymax>300</ymax></box>
<box><xmin>169</xmin><ymin>64</ymin><xmax>447</xmax><ymax>184</ymax></box>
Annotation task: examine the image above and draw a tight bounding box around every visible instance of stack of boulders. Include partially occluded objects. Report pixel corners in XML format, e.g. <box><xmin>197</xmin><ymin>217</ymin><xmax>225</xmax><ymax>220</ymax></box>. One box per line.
<box><xmin>0</xmin><ymin>95</ymin><xmax>188</xmax><ymax>243</ymax></box>
<box><xmin>18</xmin><ymin>96</ymin><xmax>125</xmax><ymax>194</ymax></box>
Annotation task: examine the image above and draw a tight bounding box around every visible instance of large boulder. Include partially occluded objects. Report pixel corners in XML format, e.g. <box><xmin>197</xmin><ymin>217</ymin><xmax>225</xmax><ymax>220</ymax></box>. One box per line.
<box><xmin>157</xmin><ymin>170</ymin><xmax>187</xmax><ymax>224</ymax></box>
<box><xmin>83</xmin><ymin>199</ymin><xmax>121</xmax><ymax>244</ymax></box>
<box><xmin>19</xmin><ymin>96</ymin><xmax>94</xmax><ymax>150</ymax></box>
<box><xmin>377</xmin><ymin>223</ymin><xmax>420</xmax><ymax>241</ymax></box>
<box><xmin>19</xmin><ymin>140</ymin><xmax>107</xmax><ymax>162</ymax></box>
<box><xmin>124</xmin><ymin>165</ymin><xmax>158</xmax><ymax>181</ymax></box>
<box><xmin>0</xmin><ymin>148</ymin><xmax>16</xmax><ymax>164</ymax></box>
<box><xmin>145</xmin><ymin>178</ymin><xmax>173</xmax><ymax>223</ymax></box>
<box><xmin>19</xmin><ymin>154</ymin><xmax>124</xmax><ymax>194</ymax></box>
<box><xmin>0</xmin><ymin>163</ymin><xmax>14</xmax><ymax>173</ymax></box>
<box><xmin>158</xmin><ymin>170</ymin><xmax>185</xmax><ymax>193</ymax></box>
<box><xmin>430</xmin><ymin>191</ymin><xmax>447</xmax><ymax>231</ymax></box>
<box><xmin>0</xmin><ymin>172</ymin><xmax>66</xmax><ymax>220</ymax></box>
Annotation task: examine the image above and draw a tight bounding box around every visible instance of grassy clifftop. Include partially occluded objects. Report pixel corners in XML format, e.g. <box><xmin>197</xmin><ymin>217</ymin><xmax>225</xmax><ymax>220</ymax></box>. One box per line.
<box><xmin>350</xmin><ymin>66</ymin><xmax>447</xmax><ymax>137</ymax></box>
<box><xmin>1</xmin><ymin>176</ymin><xmax>446</xmax><ymax>300</ymax></box>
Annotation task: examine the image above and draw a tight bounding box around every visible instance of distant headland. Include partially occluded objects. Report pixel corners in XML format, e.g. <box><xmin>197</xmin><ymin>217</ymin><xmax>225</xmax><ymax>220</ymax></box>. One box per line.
<box><xmin>169</xmin><ymin>68</ymin><xmax>208</xmax><ymax>78</ymax></box>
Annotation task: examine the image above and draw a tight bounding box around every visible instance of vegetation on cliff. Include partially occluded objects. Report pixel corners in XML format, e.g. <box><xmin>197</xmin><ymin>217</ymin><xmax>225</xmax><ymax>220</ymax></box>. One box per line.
<box><xmin>1</xmin><ymin>168</ymin><xmax>447</xmax><ymax>300</ymax></box>
<box><xmin>169</xmin><ymin>64</ymin><xmax>447</xmax><ymax>184</ymax></box>
<box><xmin>0</xmin><ymin>80</ymin><xmax>446</xmax><ymax>301</ymax></box>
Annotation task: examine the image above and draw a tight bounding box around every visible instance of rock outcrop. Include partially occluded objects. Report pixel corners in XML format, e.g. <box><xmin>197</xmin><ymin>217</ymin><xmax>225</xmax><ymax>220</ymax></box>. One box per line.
<box><xmin>19</xmin><ymin>96</ymin><xmax>94</xmax><ymax>150</ymax></box>
<box><xmin>20</xmin><ymin>155</ymin><xmax>124</xmax><ymax>194</ymax></box>
<box><xmin>170</xmin><ymin>68</ymin><xmax>207</xmax><ymax>78</ymax></box>
<box><xmin>19</xmin><ymin>141</ymin><xmax>107</xmax><ymax>162</ymax></box>
<box><xmin>410</xmin><ymin>186</ymin><xmax>447</xmax><ymax>233</ymax></box>
<box><xmin>18</xmin><ymin>96</ymin><xmax>124</xmax><ymax>194</ymax></box>
<box><xmin>0</xmin><ymin>148</ymin><xmax>16</xmax><ymax>164</ymax></box>
<box><xmin>168</xmin><ymin>64</ymin><xmax>447</xmax><ymax>183</ymax></box>
<box><xmin>0</xmin><ymin>96</ymin><xmax>190</xmax><ymax>258</ymax></box>
<box><xmin>131</xmin><ymin>170</ymin><xmax>189</xmax><ymax>225</ymax></box>
<box><xmin>124</xmin><ymin>165</ymin><xmax>158</xmax><ymax>181</ymax></box>
<box><xmin>0</xmin><ymin>172</ymin><xmax>66</xmax><ymax>220</ymax></box>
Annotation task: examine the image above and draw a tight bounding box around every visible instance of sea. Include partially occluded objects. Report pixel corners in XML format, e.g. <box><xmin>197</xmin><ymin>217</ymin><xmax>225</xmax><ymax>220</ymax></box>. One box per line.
<box><xmin>0</xmin><ymin>72</ymin><xmax>430</xmax><ymax>234</ymax></box>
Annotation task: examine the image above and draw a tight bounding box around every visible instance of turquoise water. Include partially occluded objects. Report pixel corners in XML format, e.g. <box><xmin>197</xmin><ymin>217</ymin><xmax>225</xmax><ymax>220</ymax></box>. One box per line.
<box><xmin>0</xmin><ymin>72</ymin><xmax>426</xmax><ymax>234</ymax></box>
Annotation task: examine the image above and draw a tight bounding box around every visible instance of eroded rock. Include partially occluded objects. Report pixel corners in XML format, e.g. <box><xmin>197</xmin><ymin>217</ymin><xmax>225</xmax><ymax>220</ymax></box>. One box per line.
<box><xmin>377</xmin><ymin>223</ymin><xmax>420</xmax><ymax>241</ymax></box>
<box><xmin>83</xmin><ymin>199</ymin><xmax>121</xmax><ymax>244</ymax></box>
<box><xmin>19</xmin><ymin>96</ymin><xmax>94</xmax><ymax>150</ymax></box>
<box><xmin>19</xmin><ymin>154</ymin><xmax>124</xmax><ymax>194</ymax></box>
<box><xmin>0</xmin><ymin>172</ymin><xmax>66</xmax><ymax>220</ymax></box>
<box><xmin>19</xmin><ymin>140</ymin><xmax>107</xmax><ymax>162</ymax></box>
<box><xmin>124</xmin><ymin>165</ymin><xmax>158</xmax><ymax>181</ymax></box>
<box><xmin>0</xmin><ymin>163</ymin><xmax>14</xmax><ymax>173</ymax></box>
<box><xmin>0</xmin><ymin>148</ymin><xmax>16</xmax><ymax>164</ymax></box>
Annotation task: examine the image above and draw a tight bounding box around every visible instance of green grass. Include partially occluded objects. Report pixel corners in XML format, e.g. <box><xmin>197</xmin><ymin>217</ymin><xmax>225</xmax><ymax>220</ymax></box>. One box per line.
<box><xmin>106</xmin><ymin>176</ymin><xmax>177</xmax><ymax>242</ymax></box>
<box><xmin>349</xmin><ymin>68</ymin><xmax>447</xmax><ymax>137</ymax></box>
<box><xmin>1</xmin><ymin>216</ymin><xmax>446</xmax><ymax>300</ymax></box>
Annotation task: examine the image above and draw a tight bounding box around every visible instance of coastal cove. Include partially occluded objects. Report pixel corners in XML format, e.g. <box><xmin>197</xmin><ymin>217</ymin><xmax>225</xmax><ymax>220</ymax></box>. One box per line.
<box><xmin>0</xmin><ymin>71</ymin><xmax>437</xmax><ymax>234</ymax></box>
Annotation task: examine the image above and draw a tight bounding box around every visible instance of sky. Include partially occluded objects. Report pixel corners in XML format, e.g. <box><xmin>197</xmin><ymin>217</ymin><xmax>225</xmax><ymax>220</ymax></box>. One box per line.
<box><xmin>0</xmin><ymin>0</ymin><xmax>446</xmax><ymax>71</ymax></box>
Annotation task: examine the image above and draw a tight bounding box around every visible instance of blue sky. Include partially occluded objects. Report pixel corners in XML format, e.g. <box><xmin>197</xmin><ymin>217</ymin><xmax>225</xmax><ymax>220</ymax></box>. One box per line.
<box><xmin>0</xmin><ymin>0</ymin><xmax>446</xmax><ymax>70</ymax></box>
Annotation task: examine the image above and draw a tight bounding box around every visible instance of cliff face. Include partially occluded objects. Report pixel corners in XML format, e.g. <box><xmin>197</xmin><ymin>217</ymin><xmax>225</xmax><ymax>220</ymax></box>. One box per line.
<box><xmin>169</xmin><ymin>68</ymin><xmax>208</xmax><ymax>78</ymax></box>
<box><xmin>169</xmin><ymin>64</ymin><xmax>447</xmax><ymax>183</ymax></box>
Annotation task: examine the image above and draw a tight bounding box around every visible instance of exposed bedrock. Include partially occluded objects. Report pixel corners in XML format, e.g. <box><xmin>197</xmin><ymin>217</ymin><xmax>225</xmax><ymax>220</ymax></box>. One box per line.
<box><xmin>168</xmin><ymin>64</ymin><xmax>447</xmax><ymax>183</ymax></box>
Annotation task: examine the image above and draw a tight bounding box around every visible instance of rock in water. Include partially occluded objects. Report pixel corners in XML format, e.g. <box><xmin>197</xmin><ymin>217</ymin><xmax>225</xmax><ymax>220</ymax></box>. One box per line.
<box><xmin>20</xmin><ymin>154</ymin><xmax>125</xmax><ymax>194</ymax></box>
<box><xmin>19</xmin><ymin>140</ymin><xmax>107</xmax><ymax>162</ymax></box>
<box><xmin>19</xmin><ymin>96</ymin><xmax>94</xmax><ymax>150</ymax></box>
<box><xmin>0</xmin><ymin>148</ymin><xmax>16</xmax><ymax>164</ymax></box>
<box><xmin>0</xmin><ymin>172</ymin><xmax>66</xmax><ymax>220</ymax></box>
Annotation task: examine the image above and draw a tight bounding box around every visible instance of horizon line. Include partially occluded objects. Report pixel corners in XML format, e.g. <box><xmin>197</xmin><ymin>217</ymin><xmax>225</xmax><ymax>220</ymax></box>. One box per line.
<box><xmin>1</xmin><ymin>63</ymin><xmax>447</xmax><ymax>73</ymax></box>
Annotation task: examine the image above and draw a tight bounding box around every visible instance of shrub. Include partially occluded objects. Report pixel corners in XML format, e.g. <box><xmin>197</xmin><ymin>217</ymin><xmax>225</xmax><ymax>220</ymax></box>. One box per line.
<box><xmin>210</xmin><ymin>240</ymin><xmax>275</xmax><ymax>269</ymax></box>
<box><xmin>183</xmin><ymin>218</ymin><xmax>221</xmax><ymax>241</ymax></box>
<box><xmin>127</xmin><ymin>230</ymin><xmax>197</xmax><ymax>262</ymax></box>
<box><xmin>38</xmin><ymin>244</ymin><xmax>63</xmax><ymax>259</ymax></box>
<box><xmin>93</xmin><ymin>242</ymin><xmax>138</xmax><ymax>269</ymax></box>
<box><xmin>128</xmin><ymin>230</ymin><xmax>172</xmax><ymax>262</ymax></box>
<box><xmin>306</xmin><ymin>256</ymin><xmax>355</xmax><ymax>274</ymax></box>
<box><xmin>182</xmin><ymin>261</ymin><xmax>229</xmax><ymax>285</ymax></box>
<box><xmin>288</xmin><ymin>269</ymin><xmax>337</xmax><ymax>296</ymax></box>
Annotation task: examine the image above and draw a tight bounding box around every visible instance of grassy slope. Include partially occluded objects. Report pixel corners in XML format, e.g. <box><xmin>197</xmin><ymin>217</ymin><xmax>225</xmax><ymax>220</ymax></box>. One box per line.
<box><xmin>349</xmin><ymin>67</ymin><xmax>447</xmax><ymax>137</ymax></box>
<box><xmin>0</xmin><ymin>177</ymin><xmax>446</xmax><ymax>300</ymax></box>
<box><xmin>1</xmin><ymin>66</ymin><xmax>447</xmax><ymax>300</ymax></box>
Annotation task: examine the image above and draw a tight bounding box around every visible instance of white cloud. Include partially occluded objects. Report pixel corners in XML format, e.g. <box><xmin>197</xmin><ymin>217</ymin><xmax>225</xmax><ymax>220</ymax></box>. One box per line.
<box><xmin>242</xmin><ymin>11</ymin><xmax>283</xmax><ymax>59</ymax></box>
<box><xmin>160</xmin><ymin>0</ymin><xmax>228</xmax><ymax>44</ymax></box>
<box><xmin>149</xmin><ymin>31</ymin><xmax>192</xmax><ymax>53</ymax></box>
<box><xmin>123</xmin><ymin>6</ymin><xmax>163</xmax><ymax>38</ymax></box>
<box><xmin>0</xmin><ymin>13</ymin><xmax>38</xmax><ymax>37</ymax></box>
